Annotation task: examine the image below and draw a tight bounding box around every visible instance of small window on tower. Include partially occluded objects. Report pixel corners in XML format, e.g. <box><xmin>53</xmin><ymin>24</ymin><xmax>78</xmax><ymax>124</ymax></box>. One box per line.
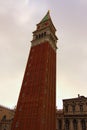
<box><xmin>41</xmin><ymin>33</ymin><xmax>43</xmax><ymax>37</ymax></box>
<box><xmin>44</xmin><ymin>32</ymin><xmax>46</xmax><ymax>36</ymax></box>
<box><xmin>36</xmin><ymin>35</ymin><xmax>38</xmax><ymax>39</ymax></box>
<box><xmin>39</xmin><ymin>34</ymin><xmax>41</xmax><ymax>38</ymax></box>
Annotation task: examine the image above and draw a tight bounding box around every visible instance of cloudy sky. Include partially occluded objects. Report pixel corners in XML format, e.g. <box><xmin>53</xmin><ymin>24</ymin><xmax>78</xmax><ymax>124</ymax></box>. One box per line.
<box><xmin>0</xmin><ymin>0</ymin><xmax>87</xmax><ymax>109</ymax></box>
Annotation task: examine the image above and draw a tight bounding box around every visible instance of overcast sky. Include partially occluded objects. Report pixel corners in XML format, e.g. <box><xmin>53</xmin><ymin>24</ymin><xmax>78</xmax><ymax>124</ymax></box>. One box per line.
<box><xmin>0</xmin><ymin>0</ymin><xmax>87</xmax><ymax>109</ymax></box>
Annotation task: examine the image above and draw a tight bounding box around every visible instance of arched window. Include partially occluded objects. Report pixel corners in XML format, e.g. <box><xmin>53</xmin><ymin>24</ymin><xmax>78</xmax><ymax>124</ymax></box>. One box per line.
<box><xmin>80</xmin><ymin>105</ymin><xmax>83</xmax><ymax>112</ymax></box>
<box><xmin>39</xmin><ymin>34</ymin><xmax>41</xmax><ymax>38</ymax></box>
<box><xmin>44</xmin><ymin>32</ymin><xmax>46</xmax><ymax>36</ymax></box>
<box><xmin>72</xmin><ymin>105</ymin><xmax>75</xmax><ymax>112</ymax></box>
<box><xmin>81</xmin><ymin>120</ymin><xmax>86</xmax><ymax>130</ymax></box>
<box><xmin>65</xmin><ymin>105</ymin><xmax>68</xmax><ymax>112</ymax></box>
<box><xmin>2</xmin><ymin>115</ymin><xmax>6</xmax><ymax>121</ymax></box>
<box><xmin>73</xmin><ymin>119</ymin><xmax>77</xmax><ymax>130</ymax></box>
<box><xmin>41</xmin><ymin>33</ymin><xmax>43</xmax><ymax>38</ymax></box>
<box><xmin>36</xmin><ymin>35</ymin><xmax>38</xmax><ymax>39</ymax></box>
<box><xmin>65</xmin><ymin>119</ymin><xmax>69</xmax><ymax>130</ymax></box>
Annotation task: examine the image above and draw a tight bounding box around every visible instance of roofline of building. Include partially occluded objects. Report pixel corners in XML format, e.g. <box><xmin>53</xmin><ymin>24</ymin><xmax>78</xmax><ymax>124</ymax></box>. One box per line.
<box><xmin>63</xmin><ymin>96</ymin><xmax>87</xmax><ymax>101</ymax></box>
<box><xmin>0</xmin><ymin>104</ymin><xmax>14</xmax><ymax>111</ymax></box>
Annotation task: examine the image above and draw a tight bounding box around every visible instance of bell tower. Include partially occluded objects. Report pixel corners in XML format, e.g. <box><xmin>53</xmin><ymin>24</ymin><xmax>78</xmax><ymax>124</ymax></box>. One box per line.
<box><xmin>11</xmin><ymin>11</ymin><xmax>58</xmax><ymax>130</ymax></box>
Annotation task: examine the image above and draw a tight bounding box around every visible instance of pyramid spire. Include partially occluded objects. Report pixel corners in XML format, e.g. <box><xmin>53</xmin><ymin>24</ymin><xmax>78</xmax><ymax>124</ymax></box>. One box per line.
<box><xmin>40</xmin><ymin>10</ymin><xmax>51</xmax><ymax>23</ymax></box>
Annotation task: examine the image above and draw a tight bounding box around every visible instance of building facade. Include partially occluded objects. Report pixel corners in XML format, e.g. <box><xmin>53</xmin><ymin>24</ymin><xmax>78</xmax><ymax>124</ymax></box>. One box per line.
<box><xmin>56</xmin><ymin>109</ymin><xmax>64</xmax><ymax>130</ymax></box>
<box><xmin>56</xmin><ymin>95</ymin><xmax>87</xmax><ymax>130</ymax></box>
<box><xmin>11</xmin><ymin>11</ymin><xmax>58</xmax><ymax>130</ymax></box>
<box><xmin>0</xmin><ymin>105</ymin><xmax>15</xmax><ymax>130</ymax></box>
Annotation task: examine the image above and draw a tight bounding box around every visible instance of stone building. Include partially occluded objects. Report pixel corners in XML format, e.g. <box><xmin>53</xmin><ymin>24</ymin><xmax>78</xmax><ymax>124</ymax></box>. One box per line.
<box><xmin>0</xmin><ymin>105</ymin><xmax>15</xmax><ymax>130</ymax></box>
<box><xmin>56</xmin><ymin>95</ymin><xmax>87</xmax><ymax>130</ymax></box>
<box><xmin>56</xmin><ymin>109</ymin><xmax>64</xmax><ymax>130</ymax></box>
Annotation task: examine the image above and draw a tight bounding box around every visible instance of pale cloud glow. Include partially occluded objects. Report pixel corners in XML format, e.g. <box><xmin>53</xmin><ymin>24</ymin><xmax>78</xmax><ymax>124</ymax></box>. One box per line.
<box><xmin>0</xmin><ymin>0</ymin><xmax>87</xmax><ymax>109</ymax></box>
<box><xmin>79</xmin><ymin>0</ymin><xmax>87</xmax><ymax>5</ymax></box>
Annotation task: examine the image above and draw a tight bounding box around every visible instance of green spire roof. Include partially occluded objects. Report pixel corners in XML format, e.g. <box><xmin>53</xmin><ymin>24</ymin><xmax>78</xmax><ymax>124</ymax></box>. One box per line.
<box><xmin>40</xmin><ymin>11</ymin><xmax>51</xmax><ymax>23</ymax></box>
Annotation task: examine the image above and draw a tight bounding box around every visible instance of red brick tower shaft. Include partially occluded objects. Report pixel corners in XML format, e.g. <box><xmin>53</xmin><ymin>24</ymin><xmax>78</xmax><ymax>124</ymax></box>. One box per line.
<box><xmin>11</xmin><ymin>11</ymin><xmax>58</xmax><ymax>130</ymax></box>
